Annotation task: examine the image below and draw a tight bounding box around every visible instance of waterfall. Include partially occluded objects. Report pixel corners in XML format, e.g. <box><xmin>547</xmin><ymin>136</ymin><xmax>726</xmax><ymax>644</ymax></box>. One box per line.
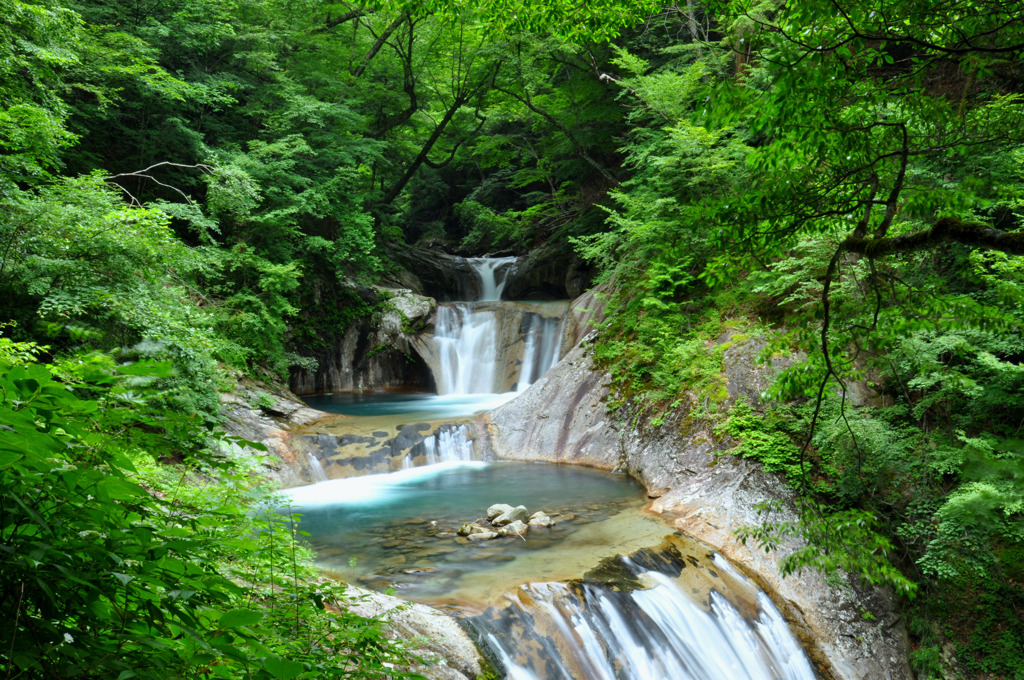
<box><xmin>403</xmin><ymin>423</ymin><xmax>478</xmax><ymax>467</ymax></box>
<box><xmin>516</xmin><ymin>311</ymin><xmax>566</xmax><ymax>391</ymax></box>
<box><xmin>305</xmin><ymin>450</ymin><xmax>329</xmax><ymax>482</ymax></box>
<box><xmin>474</xmin><ymin>556</ymin><xmax>816</xmax><ymax>680</ymax></box>
<box><xmin>435</xmin><ymin>304</ymin><xmax>501</xmax><ymax>394</ymax></box>
<box><xmin>432</xmin><ymin>257</ymin><xmax>567</xmax><ymax>396</ymax></box>
<box><xmin>469</xmin><ymin>256</ymin><xmax>516</xmax><ymax>301</ymax></box>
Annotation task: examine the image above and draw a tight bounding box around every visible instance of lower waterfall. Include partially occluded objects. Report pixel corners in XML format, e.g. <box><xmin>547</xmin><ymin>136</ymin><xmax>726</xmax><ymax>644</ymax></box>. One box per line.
<box><xmin>473</xmin><ymin>554</ymin><xmax>816</xmax><ymax>680</ymax></box>
<box><xmin>404</xmin><ymin>423</ymin><xmax>476</xmax><ymax>467</ymax></box>
<box><xmin>517</xmin><ymin>311</ymin><xmax>566</xmax><ymax>391</ymax></box>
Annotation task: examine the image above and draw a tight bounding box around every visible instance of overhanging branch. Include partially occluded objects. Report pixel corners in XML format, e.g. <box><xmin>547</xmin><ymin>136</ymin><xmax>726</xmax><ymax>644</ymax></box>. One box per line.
<box><xmin>842</xmin><ymin>217</ymin><xmax>1024</xmax><ymax>257</ymax></box>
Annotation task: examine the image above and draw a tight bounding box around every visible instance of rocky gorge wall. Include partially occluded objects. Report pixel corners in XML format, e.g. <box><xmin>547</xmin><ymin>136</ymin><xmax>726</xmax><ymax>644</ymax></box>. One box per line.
<box><xmin>289</xmin><ymin>288</ymin><xmax>437</xmax><ymax>396</ymax></box>
<box><xmin>473</xmin><ymin>333</ymin><xmax>913</xmax><ymax>680</ymax></box>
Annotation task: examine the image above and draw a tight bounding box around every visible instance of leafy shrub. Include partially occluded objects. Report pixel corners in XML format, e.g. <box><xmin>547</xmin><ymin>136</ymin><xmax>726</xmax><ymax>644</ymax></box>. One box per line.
<box><xmin>0</xmin><ymin>358</ymin><xmax>421</xmax><ymax>679</ymax></box>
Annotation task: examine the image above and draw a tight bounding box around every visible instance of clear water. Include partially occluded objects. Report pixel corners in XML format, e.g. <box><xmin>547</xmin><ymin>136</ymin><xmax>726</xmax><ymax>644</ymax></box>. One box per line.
<box><xmin>282</xmin><ymin>461</ymin><xmax>670</xmax><ymax>605</ymax></box>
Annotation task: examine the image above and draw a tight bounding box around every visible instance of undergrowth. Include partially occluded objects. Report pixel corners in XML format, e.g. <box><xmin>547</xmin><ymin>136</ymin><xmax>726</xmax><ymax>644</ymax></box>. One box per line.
<box><xmin>0</xmin><ymin>352</ymin><xmax>423</xmax><ymax>680</ymax></box>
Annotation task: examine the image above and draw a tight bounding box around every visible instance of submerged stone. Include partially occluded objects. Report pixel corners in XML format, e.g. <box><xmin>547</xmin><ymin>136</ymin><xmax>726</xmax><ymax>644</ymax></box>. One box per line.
<box><xmin>457</xmin><ymin>522</ymin><xmax>490</xmax><ymax>537</ymax></box>
<box><xmin>499</xmin><ymin>520</ymin><xmax>529</xmax><ymax>537</ymax></box>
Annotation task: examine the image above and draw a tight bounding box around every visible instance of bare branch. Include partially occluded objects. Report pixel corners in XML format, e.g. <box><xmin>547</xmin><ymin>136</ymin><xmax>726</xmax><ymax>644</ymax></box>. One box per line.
<box><xmin>104</xmin><ymin>162</ymin><xmax>212</xmax><ymax>206</ymax></box>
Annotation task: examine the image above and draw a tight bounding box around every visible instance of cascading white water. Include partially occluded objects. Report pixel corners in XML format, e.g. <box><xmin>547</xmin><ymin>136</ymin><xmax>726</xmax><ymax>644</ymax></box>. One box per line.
<box><xmin>517</xmin><ymin>312</ymin><xmax>566</xmax><ymax>392</ymax></box>
<box><xmin>403</xmin><ymin>423</ymin><xmax>477</xmax><ymax>467</ymax></box>
<box><xmin>469</xmin><ymin>256</ymin><xmax>516</xmax><ymax>301</ymax></box>
<box><xmin>305</xmin><ymin>450</ymin><xmax>329</xmax><ymax>482</ymax></box>
<box><xmin>435</xmin><ymin>304</ymin><xmax>501</xmax><ymax>394</ymax></box>
<box><xmin>433</xmin><ymin>257</ymin><xmax>566</xmax><ymax>396</ymax></box>
<box><xmin>477</xmin><ymin>557</ymin><xmax>816</xmax><ymax>680</ymax></box>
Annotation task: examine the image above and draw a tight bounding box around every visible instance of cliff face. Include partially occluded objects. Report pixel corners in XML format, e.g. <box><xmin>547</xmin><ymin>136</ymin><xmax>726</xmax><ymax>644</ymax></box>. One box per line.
<box><xmin>289</xmin><ymin>288</ymin><xmax>437</xmax><ymax>396</ymax></box>
<box><xmin>477</xmin><ymin>335</ymin><xmax>912</xmax><ymax>680</ymax></box>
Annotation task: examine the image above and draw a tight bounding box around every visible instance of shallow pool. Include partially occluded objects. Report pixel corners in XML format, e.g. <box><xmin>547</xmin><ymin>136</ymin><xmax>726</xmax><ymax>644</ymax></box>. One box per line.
<box><xmin>282</xmin><ymin>461</ymin><xmax>672</xmax><ymax>607</ymax></box>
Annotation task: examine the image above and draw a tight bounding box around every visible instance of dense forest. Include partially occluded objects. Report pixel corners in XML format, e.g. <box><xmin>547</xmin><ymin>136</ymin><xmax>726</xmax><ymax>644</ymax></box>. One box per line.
<box><xmin>2</xmin><ymin>0</ymin><xmax>1023</xmax><ymax>677</ymax></box>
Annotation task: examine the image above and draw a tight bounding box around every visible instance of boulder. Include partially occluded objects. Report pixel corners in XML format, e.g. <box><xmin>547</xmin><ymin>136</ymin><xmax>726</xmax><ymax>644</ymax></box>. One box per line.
<box><xmin>498</xmin><ymin>520</ymin><xmax>529</xmax><ymax>537</ymax></box>
<box><xmin>467</xmin><ymin>531</ymin><xmax>499</xmax><ymax>541</ymax></box>
<box><xmin>345</xmin><ymin>584</ymin><xmax>483</xmax><ymax>680</ymax></box>
<box><xmin>487</xmin><ymin>503</ymin><xmax>514</xmax><ymax>520</ymax></box>
<box><xmin>528</xmin><ymin>514</ymin><xmax>553</xmax><ymax>528</ymax></box>
<box><xmin>492</xmin><ymin>505</ymin><xmax>529</xmax><ymax>526</ymax></box>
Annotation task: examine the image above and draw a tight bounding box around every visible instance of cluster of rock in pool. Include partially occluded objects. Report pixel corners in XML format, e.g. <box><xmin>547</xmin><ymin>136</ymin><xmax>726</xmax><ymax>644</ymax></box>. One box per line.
<box><xmin>323</xmin><ymin>497</ymin><xmax>638</xmax><ymax>596</ymax></box>
<box><xmin>456</xmin><ymin>502</ymin><xmax>557</xmax><ymax>540</ymax></box>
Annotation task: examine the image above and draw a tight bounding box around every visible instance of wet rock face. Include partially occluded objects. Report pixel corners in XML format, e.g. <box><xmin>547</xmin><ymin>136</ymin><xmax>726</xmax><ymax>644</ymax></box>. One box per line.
<box><xmin>478</xmin><ymin>338</ymin><xmax>913</xmax><ymax>680</ymax></box>
<box><xmin>219</xmin><ymin>378</ymin><xmax>334</xmax><ymax>488</ymax></box>
<box><xmin>290</xmin><ymin>288</ymin><xmax>437</xmax><ymax>396</ymax></box>
<box><xmin>387</xmin><ymin>240</ymin><xmax>594</xmax><ymax>302</ymax></box>
<box><xmin>384</xmin><ymin>245</ymin><xmax>480</xmax><ymax>301</ymax></box>
<box><xmin>501</xmin><ymin>241</ymin><xmax>594</xmax><ymax>301</ymax></box>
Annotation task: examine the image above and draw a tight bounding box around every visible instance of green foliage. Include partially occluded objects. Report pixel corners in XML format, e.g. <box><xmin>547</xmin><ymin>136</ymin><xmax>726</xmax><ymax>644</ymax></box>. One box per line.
<box><xmin>0</xmin><ymin>322</ymin><xmax>48</xmax><ymax>364</ymax></box>
<box><xmin>0</xmin><ymin>175</ymin><xmax>232</xmax><ymax>415</ymax></box>
<box><xmin>737</xmin><ymin>499</ymin><xmax>918</xmax><ymax>596</ymax></box>
<box><xmin>593</xmin><ymin>300</ymin><xmax>728</xmax><ymax>419</ymax></box>
<box><xmin>0</xmin><ymin>358</ymin><xmax>422</xmax><ymax>679</ymax></box>
<box><xmin>0</xmin><ymin>0</ymin><xmax>81</xmax><ymax>191</ymax></box>
<box><xmin>456</xmin><ymin>200</ymin><xmax>525</xmax><ymax>251</ymax></box>
<box><xmin>717</xmin><ymin>399</ymin><xmax>804</xmax><ymax>480</ymax></box>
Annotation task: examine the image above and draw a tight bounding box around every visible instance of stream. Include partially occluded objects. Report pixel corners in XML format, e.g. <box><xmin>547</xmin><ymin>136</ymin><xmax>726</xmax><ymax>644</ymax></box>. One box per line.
<box><xmin>284</xmin><ymin>257</ymin><xmax>819</xmax><ymax>680</ymax></box>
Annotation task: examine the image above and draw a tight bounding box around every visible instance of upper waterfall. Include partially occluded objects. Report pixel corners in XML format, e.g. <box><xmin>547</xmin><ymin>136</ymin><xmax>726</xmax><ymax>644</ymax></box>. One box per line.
<box><xmin>431</xmin><ymin>256</ymin><xmax>568</xmax><ymax>396</ymax></box>
<box><xmin>469</xmin><ymin>256</ymin><xmax>516</xmax><ymax>301</ymax></box>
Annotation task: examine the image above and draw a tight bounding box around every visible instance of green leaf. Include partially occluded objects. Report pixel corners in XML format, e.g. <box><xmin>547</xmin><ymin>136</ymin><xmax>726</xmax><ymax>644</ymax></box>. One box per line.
<box><xmin>263</xmin><ymin>655</ymin><xmax>305</xmax><ymax>680</ymax></box>
<box><xmin>217</xmin><ymin>608</ymin><xmax>264</xmax><ymax>629</ymax></box>
<box><xmin>0</xmin><ymin>450</ymin><xmax>24</xmax><ymax>468</ymax></box>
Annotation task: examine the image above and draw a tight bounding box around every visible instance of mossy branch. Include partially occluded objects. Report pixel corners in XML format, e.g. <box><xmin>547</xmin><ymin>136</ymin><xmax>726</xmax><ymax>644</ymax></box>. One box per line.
<box><xmin>842</xmin><ymin>217</ymin><xmax>1024</xmax><ymax>258</ymax></box>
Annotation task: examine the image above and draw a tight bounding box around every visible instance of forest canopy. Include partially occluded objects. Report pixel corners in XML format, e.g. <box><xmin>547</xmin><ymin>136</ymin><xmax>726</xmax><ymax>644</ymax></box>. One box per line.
<box><xmin>2</xmin><ymin>0</ymin><xmax>1023</xmax><ymax>678</ymax></box>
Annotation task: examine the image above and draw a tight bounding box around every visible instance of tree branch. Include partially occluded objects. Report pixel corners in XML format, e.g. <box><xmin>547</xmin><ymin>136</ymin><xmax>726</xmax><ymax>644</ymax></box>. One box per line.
<box><xmin>843</xmin><ymin>217</ymin><xmax>1024</xmax><ymax>257</ymax></box>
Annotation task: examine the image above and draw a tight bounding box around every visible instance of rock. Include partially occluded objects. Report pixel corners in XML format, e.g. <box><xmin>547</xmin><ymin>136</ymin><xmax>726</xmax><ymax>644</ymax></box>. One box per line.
<box><xmin>487</xmin><ymin>503</ymin><xmax>514</xmax><ymax>520</ymax></box>
<box><xmin>345</xmin><ymin>584</ymin><xmax>483</xmax><ymax>680</ymax></box>
<box><xmin>219</xmin><ymin>376</ymin><xmax>336</xmax><ymax>488</ymax></box>
<box><xmin>501</xmin><ymin>241</ymin><xmax>594</xmax><ymax>301</ymax></box>
<box><xmin>384</xmin><ymin>244</ymin><xmax>479</xmax><ymax>301</ymax></box>
<box><xmin>647</xmin><ymin>488</ymin><xmax>670</xmax><ymax>499</ymax></box>
<box><xmin>289</xmin><ymin>285</ymin><xmax>437</xmax><ymax>396</ymax></box>
<box><xmin>467</xmin><ymin>531</ymin><xmax>499</xmax><ymax>541</ymax></box>
<box><xmin>498</xmin><ymin>520</ymin><xmax>529</xmax><ymax>537</ymax></box>
<box><xmin>492</xmin><ymin>505</ymin><xmax>529</xmax><ymax>526</ymax></box>
<box><xmin>457</xmin><ymin>523</ymin><xmax>490</xmax><ymax>537</ymax></box>
<box><xmin>528</xmin><ymin>515</ymin><xmax>553</xmax><ymax>528</ymax></box>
